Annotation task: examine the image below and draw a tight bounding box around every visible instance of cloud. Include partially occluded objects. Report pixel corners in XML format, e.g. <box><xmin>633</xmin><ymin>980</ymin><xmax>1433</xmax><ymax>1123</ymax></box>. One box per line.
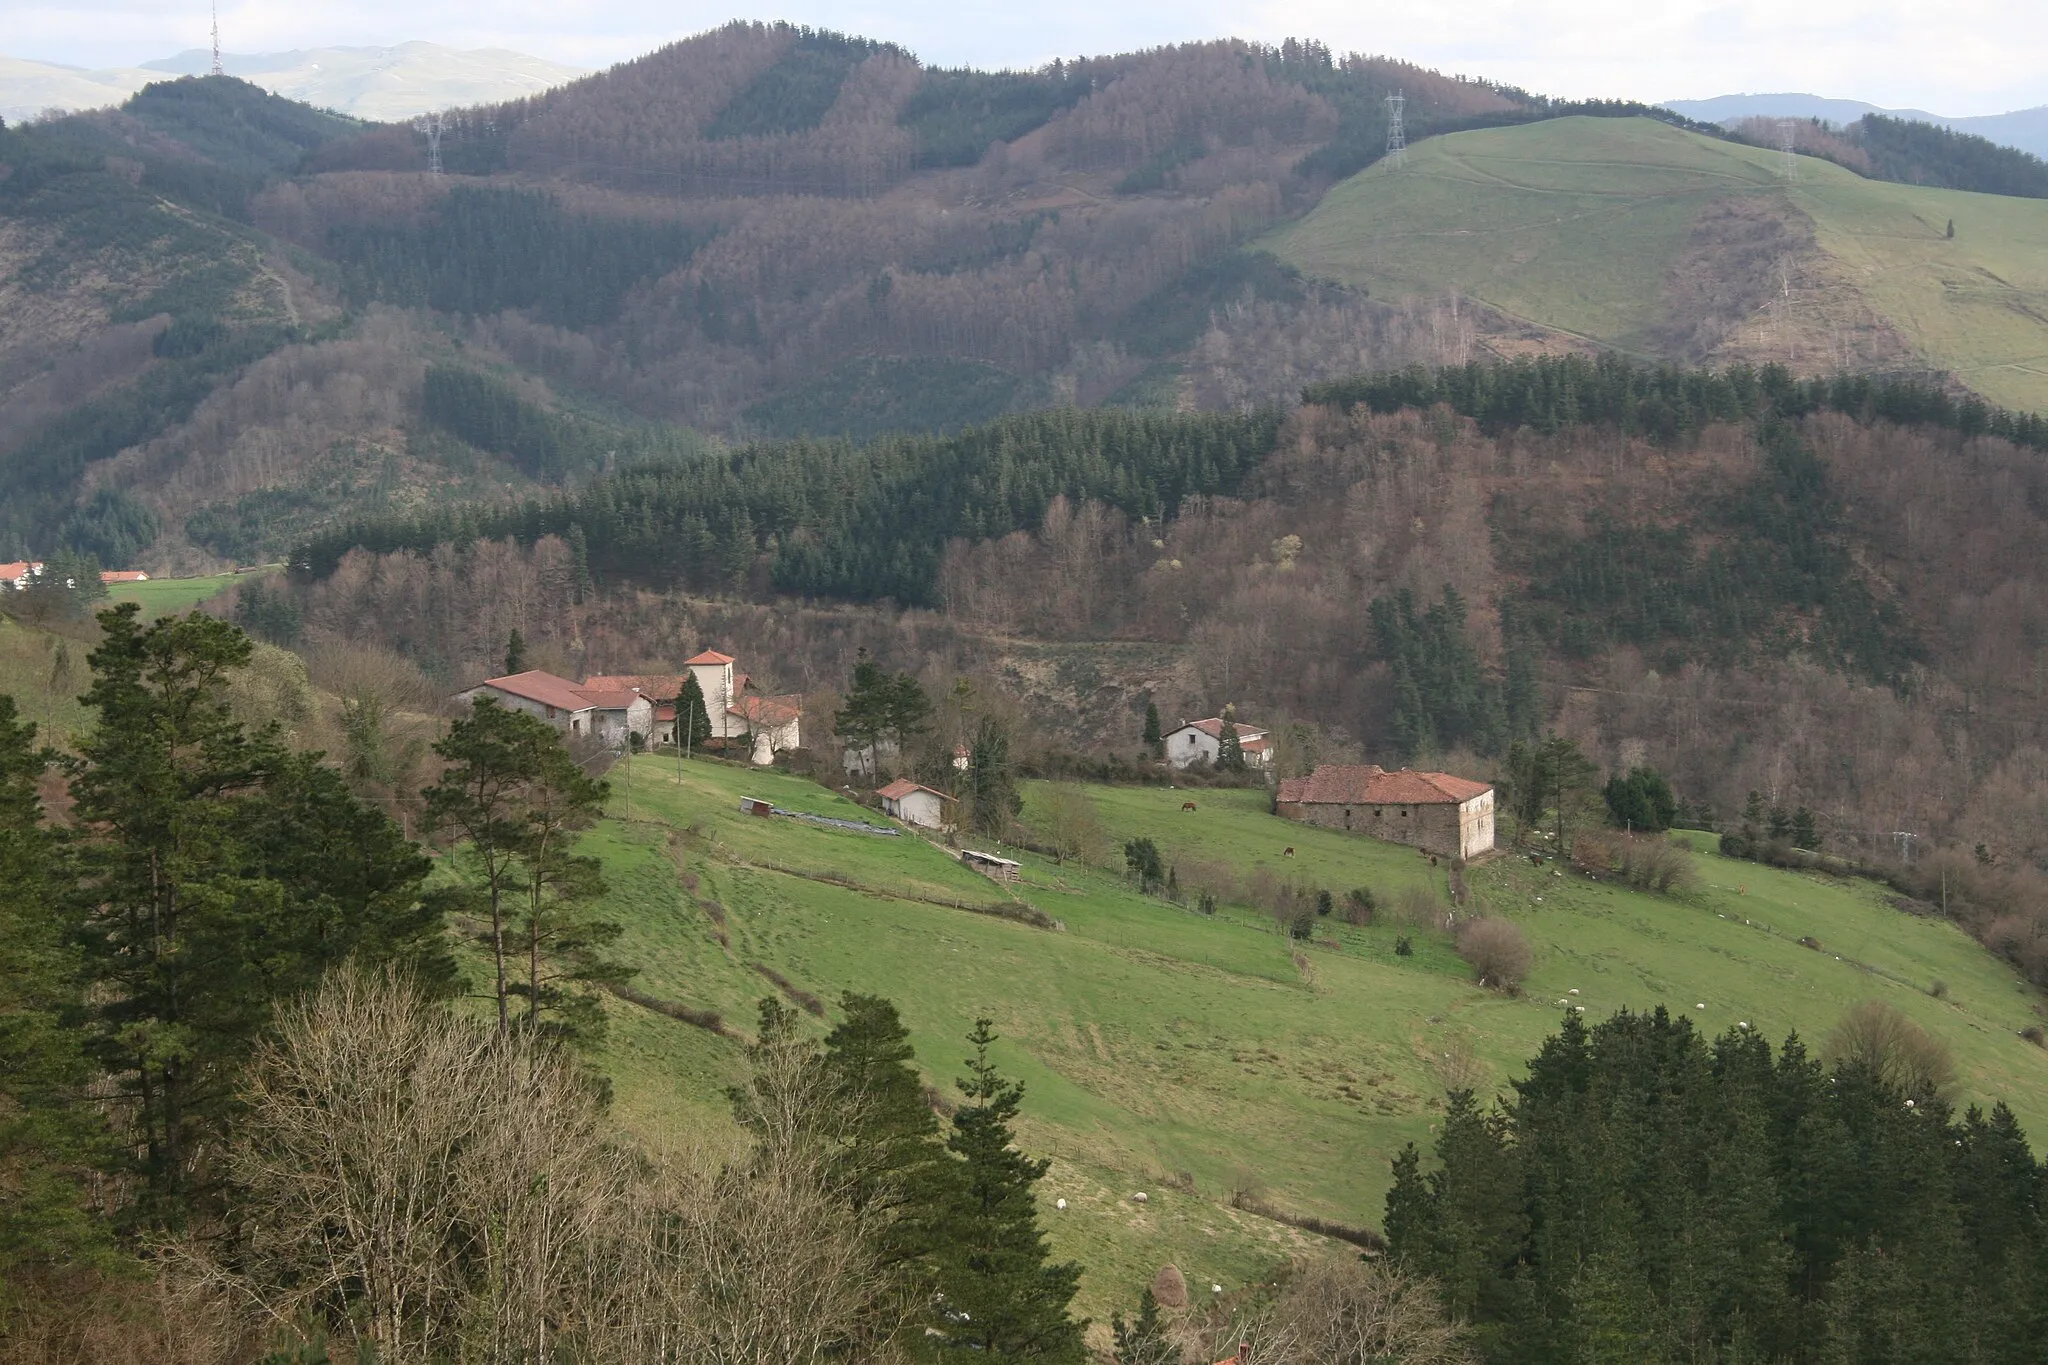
<box><xmin>6</xmin><ymin>0</ymin><xmax>2044</xmax><ymax>115</ymax></box>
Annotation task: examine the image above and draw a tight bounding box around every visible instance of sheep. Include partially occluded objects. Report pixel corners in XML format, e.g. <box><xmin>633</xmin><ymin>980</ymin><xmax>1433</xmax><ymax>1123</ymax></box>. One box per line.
<box><xmin>1055</xmin><ymin>1198</ymin><xmax>1067</xmax><ymax>1210</ymax></box>
<box><xmin>1132</xmin><ymin>1191</ymin><xmax>1149</xmax><ymax>1204</ymax></box>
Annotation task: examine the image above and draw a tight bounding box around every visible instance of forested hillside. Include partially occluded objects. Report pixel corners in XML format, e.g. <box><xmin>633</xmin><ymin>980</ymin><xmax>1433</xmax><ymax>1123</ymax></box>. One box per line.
<box><xmin>280</xmin><ymin>358</ymin><xmax>2048</xmax><ymax>889</ymax></box>
<box><xmin>11</xmin><ymin>20</ymin><xmax>2048</xmax><ymax>576</ymax></box>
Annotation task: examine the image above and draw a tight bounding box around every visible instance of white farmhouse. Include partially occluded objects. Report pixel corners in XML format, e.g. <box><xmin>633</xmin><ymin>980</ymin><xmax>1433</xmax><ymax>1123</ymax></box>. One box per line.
<box><xmin>1162</xmin><ymin>716</ymin><xmax>1272</xmax><ymax>770</ymax></box>
<box><xmin>453</xmin><ymin>670</ymin><xmax>652</xmax><ymax>746</ymax></box>
<box><xmin>877</xmin><ymin>778</ymin><xmax>953</xmax><ymax>830</ymax></box>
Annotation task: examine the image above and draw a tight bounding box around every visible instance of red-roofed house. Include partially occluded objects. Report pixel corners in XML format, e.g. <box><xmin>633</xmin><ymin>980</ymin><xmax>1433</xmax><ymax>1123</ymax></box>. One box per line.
<box><xmin>1163</xmin><ymin>716</ymin><xmax>1272</xmax><ymax>770</ymax></box>
<box><xmin>453</xmin><ymin>670</ymin><xmax>652</xmax><ymax>746</ymax></box>
<box><xmin>1276</xmin><ymin>764</ymin><xmax>1495</xmax><ymax>859</ymax></box>
<box><xmin>99</xmin><ymin>570</ymin><xmax>150</xmax><ymax>583</ymax></box>
<box><xmin>876</xmin><ymin>777</ymin><xmax>952</xmax><ymax>830</ymax></box>
<box><xmin>0</xmin><ymin>561</ymin><xmax>44</xmax><ymax>590</ymax></box>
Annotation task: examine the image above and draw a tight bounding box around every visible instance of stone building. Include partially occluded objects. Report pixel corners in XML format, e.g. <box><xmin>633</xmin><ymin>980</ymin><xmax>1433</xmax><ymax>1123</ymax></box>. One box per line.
<box><xmin>1275</xmin><ymin>764</ymin><xmax>1495</xmax><ymax>860</ymax></box>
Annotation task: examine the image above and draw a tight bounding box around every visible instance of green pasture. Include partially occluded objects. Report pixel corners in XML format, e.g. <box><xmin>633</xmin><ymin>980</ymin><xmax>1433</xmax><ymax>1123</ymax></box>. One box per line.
<box><xmin>105</xmin><ymin>569</ymin><xmax>257</xmax><ymax>616</ymax></box>
<box><xmin>1265</xmin><ymin>116</ymin><xmax>2048</xmax><ymax>413</ymax></box>
<box><xmin>557</xmin><ymin>757</ymin><xmax>2048</xmax><ymax>1315</ymax></box>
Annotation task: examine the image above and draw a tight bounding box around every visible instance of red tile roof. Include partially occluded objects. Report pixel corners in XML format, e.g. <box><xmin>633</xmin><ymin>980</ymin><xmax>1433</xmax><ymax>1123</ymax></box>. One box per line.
<box><xmin>878</xmin><ymin>778</ymin><xmax>950</xmax><ymax>802</ymax></box>
<box><xmin>1279</xmin><ymin>764</ymin><xmax>1490</xmax><ymax>806</ymax></box>
<box><xmin>1175</xmin><ymin>716</ymin><xmax>1268</xmax><ymax>740</ymax></box>
<box><xmin>573</xmin><ymin>688</ymin><xmax>645</xmax><ymax>711</ymax></box>
<box><xmin>100</xmin><ymin>570</ymin><xmax>150</xmax><ymax>582</ymax></box>
<box><xmin>0</xmin><ymin>561</ymin><xmax>42</xmax><ymax>582</ymax></box>
<box><xmin>474</xmin><ymin>670</ymin><xmax>595</xmax><ymax>712</ymax></box>
<box><xmin>583</xmin><ymin>673</ymin><xmax>688</xmax><ymax>698</ymax></box>
<box><xmin>730</xmin><ymin>693</ymin><xmax>802</xmax><ymax>727</ymax></box>
<box><xmin>685</xmin><ymin>649</ymin><xmax>735</xmax><ymax>666</ymax></box>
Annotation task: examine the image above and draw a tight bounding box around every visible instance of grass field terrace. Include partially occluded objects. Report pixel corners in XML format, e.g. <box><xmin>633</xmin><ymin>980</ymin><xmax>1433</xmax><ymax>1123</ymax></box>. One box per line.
<box><xmin>533</xmin><ymin>756</ymin><xmax>2048</xmax><ymax>1317</ymax></box>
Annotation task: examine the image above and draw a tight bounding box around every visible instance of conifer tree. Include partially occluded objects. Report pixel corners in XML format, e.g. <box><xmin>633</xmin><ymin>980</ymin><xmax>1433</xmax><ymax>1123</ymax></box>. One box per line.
<box><xmin>934</xmin><ymin>1019</ymin><xmax>1085</xmax><ymax>1362</ymax></box>
<box><xmin>0</xmin><ymin>697</ymin><xmax>113</xmax><ymax>1294</ymax></box>
<box><xmin>967</xmin><ymin>713</ymin><xmax>1021</xmax><ymax>838</ymax></box>
<box><xmin>1142</xmin><ymin>701</ymin><xmax>1162</xmax><ymax>757</ymax></box>
<box><xmin>67</xmin><ymin>605</ymin><xmax>436</xmax><ymax>1221</ymax></box>
<box><xmin>1216</xmin><ymin>704</ymin><xmax>1245</xmax><ymax>771</ymax></box>
<box><xmin>425</xmin><ymin>696</ymin><xmax>598</xmax><ymax>1033</ymax></box>
<box><xmin>836</xmin><ymin>649</ymin><xmax>894</xmax><ymax>776</ymax></box>
<box><xmin>503</xmin><ymin>628</ymin><xmax>526</xmax><ymax>674</ymax></box>
<box><xmin>507</xmin><ymin>728</ymin><xmax>623</xmax><ymax>1047</ymax></box>
<box><xmin>821</xmin><ymin>994</ymin><xmax>960</xmax><ymax>1342</ymax></box>
<box><xmin>1110</xmin><ymin>1288</ymin><xmax>1175</xmax><ymax>1365</ymax></box>
<box><xmin>677</xmin><ymin>671</ymin><xmax>713</xmax><ymax>749</ymax></box>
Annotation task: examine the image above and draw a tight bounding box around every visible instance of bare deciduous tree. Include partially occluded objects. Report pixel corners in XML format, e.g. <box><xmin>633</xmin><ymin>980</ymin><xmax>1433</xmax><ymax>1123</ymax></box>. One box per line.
<box><xmin>1824</xmin><ymin>1000</ymin><xmax>1958</xmax><ymax>1101</ymax></box>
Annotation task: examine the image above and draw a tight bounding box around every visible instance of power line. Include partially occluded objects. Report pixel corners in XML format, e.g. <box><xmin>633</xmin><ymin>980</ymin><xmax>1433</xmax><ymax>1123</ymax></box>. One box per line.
<box><xmin>1386</xmin><ymin>90</ymin><xmax>1407</xmax><ymax>169</ymax></box>
<box><xmin>1777</xmin><ymin>118</ymin><xmax>1799</xmax><ymax>181</ymax></box>
<box><xmin>415</xmin><ymin>111</ymin><xmax>445</xmax><ymax>175</ymax></box>
<box><xmin>210</xmin><ymin>1</ymin><xmax>223</xmax><ymax>77</ymax></box>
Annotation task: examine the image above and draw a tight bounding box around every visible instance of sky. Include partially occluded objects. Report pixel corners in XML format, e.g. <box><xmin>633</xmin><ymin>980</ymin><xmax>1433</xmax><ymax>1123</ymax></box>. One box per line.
<box><xmin>6</xmin><ymin>0</ymin><xmax>2046</xmax><ymax>117</ymax></box>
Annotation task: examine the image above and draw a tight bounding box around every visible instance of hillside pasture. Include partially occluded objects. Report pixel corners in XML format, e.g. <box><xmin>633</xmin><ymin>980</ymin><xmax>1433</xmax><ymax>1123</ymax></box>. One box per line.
<box><xmin>558</xmin><ymin>758</ymin><xmax>2048</xmax><ymax>1315</ymax></box>
<box><xmin>1266</xmin><ymin>115</ymin><xmax>2048</xmax><ymax>413</ymax></box>
<box><xmin>104</xmin><ymin>569</ymin><xmax>256</xmax><ymax>616</ymax></box>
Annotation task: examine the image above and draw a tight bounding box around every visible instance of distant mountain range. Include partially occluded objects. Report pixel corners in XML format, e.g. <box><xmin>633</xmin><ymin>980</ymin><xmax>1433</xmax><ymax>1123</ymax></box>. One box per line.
<box><xmin>0</xmin><ymin>42</ymin><xmax>587</xmax><ymax>124</ymax></box>
<box><xmin>1663</xmin><ymin>93</ymin><xmax>2048</xmax><ymax>159</ymax></box>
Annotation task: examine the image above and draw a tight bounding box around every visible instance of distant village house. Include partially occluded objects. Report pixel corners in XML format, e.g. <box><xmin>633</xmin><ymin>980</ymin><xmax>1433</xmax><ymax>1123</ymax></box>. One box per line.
<box><xmin>1164</xmin><ymin>716</ymin><xmax>1272</xmax><ymax>770</ymax></box>
<box><xmin>1276</xmin><ymin>764</ymin><xmax>1495</xmax><ymax>860</ymax></box>
<box><xmin>877</xmin><ymin>778</ymin><xmax>952</xmax><ymax>830</ymax></box>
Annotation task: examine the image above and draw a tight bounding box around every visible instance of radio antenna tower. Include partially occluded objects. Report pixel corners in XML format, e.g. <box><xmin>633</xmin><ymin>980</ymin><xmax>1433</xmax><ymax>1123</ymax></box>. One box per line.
<box><xmin>1777</xmin><ymin>118</ymin><xmax>1799</xmax><ymax>180</ymax></box>
<box><xmin>210</xmin><ymin>1</ymin><xmax>224</xmax><ymax>76</ymax></box>
<box><xmin>416</xmin><ymin>112</ymin><xmax>445</xmax><ymax>175</ymax></box>
<box><xmin>1385</xmin><ymin>90</ymin><xmax>1407</xmax><ymax>169</ymax></box>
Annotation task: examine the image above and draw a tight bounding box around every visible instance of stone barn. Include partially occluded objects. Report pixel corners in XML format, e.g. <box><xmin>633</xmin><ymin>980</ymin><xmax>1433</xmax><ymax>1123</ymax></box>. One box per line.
<box><xmin>1275</xmin><ymin>765</ymin><xmax>1495</xmax><ymax>860</ymax></box>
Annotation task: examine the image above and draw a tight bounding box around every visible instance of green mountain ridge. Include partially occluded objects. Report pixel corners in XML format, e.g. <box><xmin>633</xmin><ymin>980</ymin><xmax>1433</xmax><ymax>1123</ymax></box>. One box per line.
<box><xmin>1266</xmin><ymin>116</ymin><xmax>2048</xmax><ymax>413</ymax></box>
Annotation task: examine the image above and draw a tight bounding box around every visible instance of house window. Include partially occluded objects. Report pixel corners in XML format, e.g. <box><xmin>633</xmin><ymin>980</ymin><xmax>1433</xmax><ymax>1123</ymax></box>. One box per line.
<box><xmin>1401</xmin><ymin>808</ymin><xmax>1409</xmax><ymax>817</ymax></box>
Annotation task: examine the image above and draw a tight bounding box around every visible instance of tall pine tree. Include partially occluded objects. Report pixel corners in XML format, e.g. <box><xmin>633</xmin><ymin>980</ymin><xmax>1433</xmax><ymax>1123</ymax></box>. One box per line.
<box><xmin>933</xmin><ymin>1019</ymin><xmax>1085</xmax><ymax>1363</ymax></box>
<box><xmin>66</xmin><ymin>605</ymin><xmax>436</xmax><ymax>1223</ymax></box>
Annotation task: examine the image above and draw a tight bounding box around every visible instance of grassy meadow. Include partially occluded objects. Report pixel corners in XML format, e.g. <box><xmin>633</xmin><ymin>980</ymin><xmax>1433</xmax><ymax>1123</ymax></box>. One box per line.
<box><xmin>104</xmin><ymin>569</ymin><xmax>258</xmax><ymax>617</ymax></box>
<box><xmin>1265</xmin><ymin>115</ymin><xmax>2048</xmax><ymax>413</ymax></box>
<box><xmin>560</xmin><ymin>756</ymin><xmax>2048</xmax><ymax>1317</ymax></box>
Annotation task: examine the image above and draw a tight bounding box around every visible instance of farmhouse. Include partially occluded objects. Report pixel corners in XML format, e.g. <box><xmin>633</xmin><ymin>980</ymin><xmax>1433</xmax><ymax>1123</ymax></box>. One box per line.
<box><xmin>585</xmin><ymin>651</ymin><xmax>804</xmax><ymax>759</ymax></box>
<box><xmin>453</xmin><ymin>670</ymin><xmax>653</xmax><ymax>747</ymax></box>
<box><xmin>1276</xmin><ymin>764</ymin><xmax>1495</xmax><ymax>860</ymax></box>
<box><xmin>1163</xmin><ymin>716</ymin><xmax>1272</xmax><ymax>770</ymax></box>
<box><xmin>876</xmin><ymin>778</ymin><xmax>953</xmax><ymax>830</ymax></box>
<box><xmin>0</xmin><ymin>561</ymin><xmax>43</xmax><ymax>589</ymax></box>
<box><xmin>99</xmin><ymin>570</ymin><xmax>150</xmax><ymax>583</ymax></box>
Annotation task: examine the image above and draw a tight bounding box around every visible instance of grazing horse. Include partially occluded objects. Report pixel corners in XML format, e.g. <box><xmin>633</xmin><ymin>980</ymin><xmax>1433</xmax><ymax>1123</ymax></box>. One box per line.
<box><xmin>1282</xmin><ymin>847</ymin><xmax>1295</xmax><ymax>858</ymax></box>
<box><xmin>1181</xmin><ymin>801</ymin><xmax>1197</xmax><ymax>812</ymax></box>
